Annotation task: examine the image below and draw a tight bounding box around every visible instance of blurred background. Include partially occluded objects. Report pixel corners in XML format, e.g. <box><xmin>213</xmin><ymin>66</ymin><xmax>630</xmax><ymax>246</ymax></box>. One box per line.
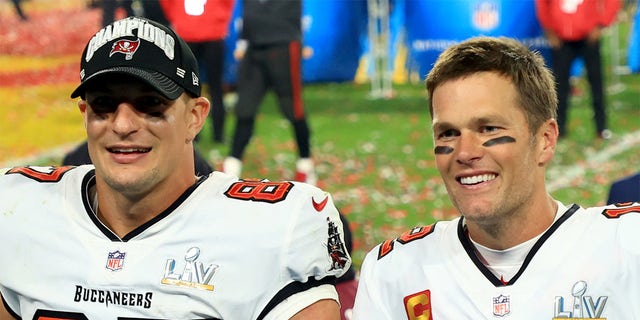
<box><xmin>1</xmin><ymin>0</ymin><xmax>638</xmax><ymax>268</ymax></box>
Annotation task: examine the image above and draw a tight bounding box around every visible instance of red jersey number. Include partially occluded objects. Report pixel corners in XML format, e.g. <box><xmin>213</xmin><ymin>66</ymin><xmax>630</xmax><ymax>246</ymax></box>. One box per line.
<box><xmin>6</xmin><ymin>166</ymin><xmax>73</xmax><ymax>183</ymax></box>
<box><xmin>602</xmin><ymin>203</ymin><xmax>640</xmax><ymax>219</ymax></box>
<box><xmin>378</xmin><ymin>224</ymin><xmax>436</xmax><ymax>260</ymax></box>
<box><xmin>224</xmin><ymin>180</ymin><xmax>294</xmax><ymax>203</ymax></box>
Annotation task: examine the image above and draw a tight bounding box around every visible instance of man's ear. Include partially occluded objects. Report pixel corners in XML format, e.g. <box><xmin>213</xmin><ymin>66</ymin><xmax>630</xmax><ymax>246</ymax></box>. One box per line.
<box><xmin>537</xmin><ymin>118</ymin><xmax>559</xmax><ymax>167</ymax></box>
<box><xmin>78</xmin><ymin>99</ymin><xmax>89</xmax><ymax>129</ymax></box>
<box><xmin>187</xmin><ymin>96</ymin><xmax>211</xmax><ymax>141</ymax></box>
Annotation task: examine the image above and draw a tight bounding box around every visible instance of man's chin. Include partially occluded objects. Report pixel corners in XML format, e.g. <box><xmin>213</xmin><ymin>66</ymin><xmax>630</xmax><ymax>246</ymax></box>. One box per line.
<box><xmin>456</xmin><ymin>202</ymin><xmax>497</xmax><ymax>222</ymax></box>
<box><xmin>101</xmin><ymin>168</ymin><xmax>157</xmax><ymax>195</ymax></box>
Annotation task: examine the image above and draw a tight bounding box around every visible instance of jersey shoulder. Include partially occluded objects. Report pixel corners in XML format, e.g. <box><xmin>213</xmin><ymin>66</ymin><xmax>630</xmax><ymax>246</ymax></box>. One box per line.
<box><xmin>573</xmin><ymin>202</ymin><xmax>640</xmax><ymax>225</ymax></box>
<box><xmin>358</xmin><ymin>219</ymin><xmax>458</xmax><ymax>289</ymax></box>
<box><xmin>367</xmin><ymin>218</ymin><xmax>459</xmax><ymax>263</ymax></box>
<box><xmin>199</xmin><ymin>172</ymin><xmax>351</xmax><ymax>276</ymax></box>
<box><xmin>0</xmin><ymin>165</ymin><xmax>92</xmax><ymax>235</ymax></box>
<box><xmin>575</xmin><ymin>202</ymin><xmax>640</xmax><ymax>254</ymax></box>
<box><xmin>210</xmin><ymin>173</ymin><xmax>343</xmax><ymax>240</ymax></box>
<box><xmin>0</xmin><ymin>165</ymin><xmax>90</xmax><ymax>193</ymax></box>
<box><xmin>206</xmin><ymin>172</ymin><xmax>338</xmax><ymax>219</ymax></box>
<box><xmin>588</xmin><ymin>202</ymin><xmax>640</xmax><ymax>219</ymax></box>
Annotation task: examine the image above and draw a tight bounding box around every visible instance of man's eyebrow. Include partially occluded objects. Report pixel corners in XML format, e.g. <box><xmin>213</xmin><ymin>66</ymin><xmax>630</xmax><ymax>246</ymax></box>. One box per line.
<box><xmin>475</xmin><ymin>116</ymin><xmax>503</xmax><ymax>126</ymax></box>
<box><xmin>432</xmin><ymin>117</ymin><xmax>490</xmax><ymax>131</ymax></box>
<box><xmin>431</xmin><ymin>121</ymin><xmax>455</xmax><ymax>132</ymax></box>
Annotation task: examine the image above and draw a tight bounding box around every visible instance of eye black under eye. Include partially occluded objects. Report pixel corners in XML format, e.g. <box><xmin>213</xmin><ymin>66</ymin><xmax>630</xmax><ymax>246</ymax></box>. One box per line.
<box><xmin>89</xmin><ymin>97</ymin><xmax>119</xmax><ymax>113</ymax></box>
<box><xmin>88</xmin><ymin>96</ymin><xmax>169</xmax><ymax>115</ymax></box>
<box><xmin>135</xmin><ymin>96</ymin><xmax>165</xmax><ymax>108</ymax></box>
<box><xmin>133</xmin><ymin>97</ymin><xmax>170</xmax><ymax>115</ymax></box>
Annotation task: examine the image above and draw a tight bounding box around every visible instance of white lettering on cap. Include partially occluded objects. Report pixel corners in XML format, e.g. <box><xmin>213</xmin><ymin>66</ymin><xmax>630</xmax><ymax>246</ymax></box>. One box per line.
<box><xmin>84</xmin><ymin>17</ymin><xmax>175</xmax><ymax>62</ymax></box>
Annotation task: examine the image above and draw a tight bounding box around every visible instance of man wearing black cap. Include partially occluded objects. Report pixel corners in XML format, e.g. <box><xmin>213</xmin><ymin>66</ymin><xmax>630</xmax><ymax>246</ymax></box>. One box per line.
<box><xmin>0</xmin><ymin>16</ymin><xmax>350</xmax><ymax>319</ymax></box>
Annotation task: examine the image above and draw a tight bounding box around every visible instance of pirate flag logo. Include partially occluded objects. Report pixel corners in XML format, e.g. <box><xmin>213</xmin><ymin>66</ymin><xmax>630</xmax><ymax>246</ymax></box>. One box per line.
<box><xmin>326</xmin><ymin>217</ymin><xmax>348</xmax><ymax>270</ymax></box>
<box><xmin>110</xmin><ymin>39</ymin><xmax>141</xmax><ymax>60</ymax></box>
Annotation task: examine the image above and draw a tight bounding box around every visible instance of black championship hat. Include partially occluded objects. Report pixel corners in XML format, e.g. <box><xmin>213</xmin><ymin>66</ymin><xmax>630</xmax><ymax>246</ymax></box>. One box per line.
<box><xmin>70</xmin><ymin>16</ymin><xmax>200</xmax><ymax>100</ymax></box>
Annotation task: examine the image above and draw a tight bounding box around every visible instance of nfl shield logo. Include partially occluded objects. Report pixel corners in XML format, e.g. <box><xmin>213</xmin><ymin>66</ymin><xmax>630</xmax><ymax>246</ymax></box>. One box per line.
<box><xmin>493</xmin><ymin>294</ymin><xmax>510</xmax><ymax>317</ymax></box>
<box><xmin>106</xmin><ymin>250</ymin><xmax>126</xmax><ymax>271</ymax></box>
<box><xmin>472</xmin><ymin>1</ymin><xmax>500</xmax><ymax>31</ymax></box>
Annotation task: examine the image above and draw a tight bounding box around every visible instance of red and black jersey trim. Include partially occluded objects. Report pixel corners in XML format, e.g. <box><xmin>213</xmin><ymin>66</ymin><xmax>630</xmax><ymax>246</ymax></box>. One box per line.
<box><xmin>256</xmin><ymin>276</ymin><xmax>338</xmax><ymax>320</ymax></box>
<box><xmin>457</xmin><ymin>204</ymin><xmax>580</xmax><ymax>287</ymax></box>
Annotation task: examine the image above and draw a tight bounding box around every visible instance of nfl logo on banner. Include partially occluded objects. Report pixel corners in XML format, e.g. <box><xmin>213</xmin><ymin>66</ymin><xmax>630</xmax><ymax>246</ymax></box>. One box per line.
<box><xmin>493</xmin><ymin>294</ymin><xmax>510</xmax><ymax>317</ymax></box>
<box><xmin>106</xmin><ymin>250</ymin><xmax>126</xmax><ymax>271</ymax></box>
<box><xmin>472</xmin><ymin>1</ymin><xmax>499</xmax><ymax>31</ymax></box>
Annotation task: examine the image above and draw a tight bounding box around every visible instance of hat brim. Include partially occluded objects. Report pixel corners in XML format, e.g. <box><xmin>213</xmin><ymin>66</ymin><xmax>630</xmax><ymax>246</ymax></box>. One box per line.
<box><xmin>70</xmin><ymin>66</ymin><xmax>184</xmax><ymax>100</ymax></box>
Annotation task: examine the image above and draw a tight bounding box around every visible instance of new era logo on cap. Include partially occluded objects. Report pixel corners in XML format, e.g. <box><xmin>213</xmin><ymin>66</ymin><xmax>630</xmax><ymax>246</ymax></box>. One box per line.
<box><xmin>192</xmin><ymin>71</ymin><xmax>199</xmax><ymax>86</ymax></box>
<box><xmin>71</xmin><ymin>16</ymin><xmax>200</xmax><ymax>100</ymax></box>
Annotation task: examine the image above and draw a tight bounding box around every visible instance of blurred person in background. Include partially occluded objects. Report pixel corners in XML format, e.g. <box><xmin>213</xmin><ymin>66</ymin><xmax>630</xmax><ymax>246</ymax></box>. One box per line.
<box><xmin>222</xmin><ymin>0</ymin><xmax>317</xmax><ymax>185</ymax></box>
<box><xmin>535</xmin><ymin>0</ymin><xmax>622</xmax><ymax>139</ymax></box>
<box><xmin>9</xmin><ymin>0</ymin><xmax>28</xmax><ymax>21</ymax></box>
<box><xmin>99</xmin><ymin>0</ymin><xmax>136</xmax><ymax>27</ymax></box>
<box><xmin>607</xmin><ymin>172</ymin><xmax>640</xmax><ymax>204</ymax></box>
<box><xmin>161</xmin><ymin>0</ymin><xmax>235</xmax><ymax>144</ymax></box>
<box><xmin>139</xmin><ymin>0</ymin><xmax>170</xmax><ymax>26</ymax></box>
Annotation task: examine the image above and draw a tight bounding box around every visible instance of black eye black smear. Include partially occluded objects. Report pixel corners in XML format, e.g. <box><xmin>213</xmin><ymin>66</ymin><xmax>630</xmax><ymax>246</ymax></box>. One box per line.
<box><xmin>482</xmin><ymin>136</ymin><xmax>516</xmax><ymax>147</ymax></box>
<box><xmin>434</xmin><ymin>146</ymin><xmax>454</xmax><ymax>154</ymax></box>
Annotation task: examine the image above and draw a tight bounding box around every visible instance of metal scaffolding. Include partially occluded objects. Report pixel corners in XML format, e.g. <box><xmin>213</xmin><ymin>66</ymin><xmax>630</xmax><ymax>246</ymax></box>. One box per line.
<box><xmin>367</xmin><ymin>0</ymin><xmax>393</xmax><ymax>99</ymax></box>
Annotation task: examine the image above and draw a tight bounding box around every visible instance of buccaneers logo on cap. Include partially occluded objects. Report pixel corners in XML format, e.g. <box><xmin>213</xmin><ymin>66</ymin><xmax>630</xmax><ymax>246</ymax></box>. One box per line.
<box><xmin>110</xmin><ymin>39</ymin><xmax>140</xmax><ymax>60</ymax></box>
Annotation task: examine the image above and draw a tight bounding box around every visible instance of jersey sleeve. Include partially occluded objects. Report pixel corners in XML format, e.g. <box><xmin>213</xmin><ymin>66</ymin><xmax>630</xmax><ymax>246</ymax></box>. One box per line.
<box><xmin>263</xmin><ymin>284</ymin><xmax>338</xmax><ymax>320</ymax></box>
<box><xmin>0</xmin><ymin>165</ymin><xmax>86</xmax><ymax>318</ymax></box>
<box><xmin>608</xmin><ymin>202</ymin><xmax>640</xmax><ymax>255</ymax></box>
<box><xmin>1</xmin><ymin>286</ymin><xmax>20</xmax><ymax>319</ymax></box>
<box><xmin>351</xmin><ymin>246</ymin><xmax>393</xmax><ymax>319</ymax></box>
<box><xmin>273</xmin><ymin>185</ymin><xmax>352</xmax><ymax>312</ymax></box>
<box><xmin>287</xmin><ymin>187</ymin><xmax>351</xmax><ymax>279</ymax></box>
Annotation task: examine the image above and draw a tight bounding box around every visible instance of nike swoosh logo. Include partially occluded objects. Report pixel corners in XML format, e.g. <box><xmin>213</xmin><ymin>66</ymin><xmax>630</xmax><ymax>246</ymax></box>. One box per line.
<box><xmin>312</xmin><ymin>196</ymin><xmax>329</xmax><ymax>212</ymax></box>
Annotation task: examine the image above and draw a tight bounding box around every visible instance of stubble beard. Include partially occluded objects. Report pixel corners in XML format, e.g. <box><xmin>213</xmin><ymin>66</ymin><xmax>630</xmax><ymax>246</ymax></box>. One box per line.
<box><xmin>103</xmin><ymin>167</ymin><xmax>160</xmax><ymax>200</ymax></box>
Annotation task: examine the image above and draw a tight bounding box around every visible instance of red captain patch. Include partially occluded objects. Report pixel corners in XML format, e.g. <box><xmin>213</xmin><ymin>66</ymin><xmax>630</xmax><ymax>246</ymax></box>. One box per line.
<box><xmin>404</xmin><ymin>289</ymin><xmax>433</xmax><ymax>320</ymax></box>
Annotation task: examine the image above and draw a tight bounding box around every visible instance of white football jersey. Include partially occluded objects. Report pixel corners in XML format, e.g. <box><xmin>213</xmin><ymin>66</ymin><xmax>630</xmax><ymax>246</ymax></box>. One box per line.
<box><xmin>0</xmin><ymin>165</ymin><xmax>351</xmax><ymax>320</ymax></box>
<box><xmin>353</xmin><ymin>201</ymin><xmax>640</xmax><ymax>319</ymax></box>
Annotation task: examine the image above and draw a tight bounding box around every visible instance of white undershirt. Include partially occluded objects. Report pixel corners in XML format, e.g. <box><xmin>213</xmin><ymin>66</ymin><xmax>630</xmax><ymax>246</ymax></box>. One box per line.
<box><xmin>469</xmin><ymin>201</ymin><xmax>567</xmax><ymax>282</ymax></box>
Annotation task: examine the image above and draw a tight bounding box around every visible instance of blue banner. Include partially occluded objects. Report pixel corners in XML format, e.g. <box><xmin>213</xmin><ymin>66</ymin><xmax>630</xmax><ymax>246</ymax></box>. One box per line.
<box><xmin>302</xmin><ymin>0</ymin><xmax>368</xmax><ymax>82</ymax></box>
<box><xmin>404</xmin><ymin>0</ymin><xmax>549</xmax><ymax>80</ymax></box>
<box><xmin>223</xmin><ymin>1</ymin><xmax>242</xmax><ymax>85</ymax></box>
<box><xmin>629</xmin><ymin>5</ymin><xmax>640</xmax><ymax>73</ymax></box>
